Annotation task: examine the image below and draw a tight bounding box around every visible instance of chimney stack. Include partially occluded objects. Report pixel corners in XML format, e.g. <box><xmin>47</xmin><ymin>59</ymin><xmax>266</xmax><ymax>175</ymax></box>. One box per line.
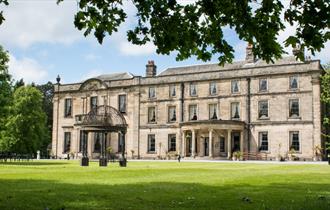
<box><xmin>146</xmin><ymin>60</ymin><xmax>157</xmax><ymax>77</ymax></box>
<box><xmin>245</xmin><ymin>43</ymin><xmax>255</xmax><ymax>63</ymax></box>
<box><xmin>292</xmin><ymin>44</ymin><xmax>303</xmax><ymax>57</ymax></box>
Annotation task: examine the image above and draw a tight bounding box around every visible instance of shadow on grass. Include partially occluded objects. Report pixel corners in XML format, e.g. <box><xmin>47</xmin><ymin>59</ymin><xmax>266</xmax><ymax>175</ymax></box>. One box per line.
<box><xmin>0</xmin><ymin>161</ymin><xmax>70</xmax><ymax>166</ymax></box>
<box><xmin>0</xmin><ymin>179</ymin><xmax>329</xmax><ymax>210</ymax></box>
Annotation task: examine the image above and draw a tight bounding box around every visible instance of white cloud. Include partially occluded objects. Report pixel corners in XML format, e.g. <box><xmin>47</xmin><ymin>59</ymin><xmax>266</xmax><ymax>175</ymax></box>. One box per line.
<box><xmin>315</xmin><ymin>41</ymin><xmax>330</xmax><ymax>64</ymax></box>
<box><xmin>8</xmin><ymin>54</ymin><xmax>48</xmax><ymax>83</ymax></box>
<box><xmin>0</xmin><ymin>1</ymin><xmax>82</xmax><ymax>48</ymax></box>
<box><xmin>119</xmin><ymin>41</ymin><xmax>156</xmax><ymax>56</ymax></box>
<box><xmin>84</xmin><ymin>53</ymin><xmax>100</xmax><ymax>61</ymax></box>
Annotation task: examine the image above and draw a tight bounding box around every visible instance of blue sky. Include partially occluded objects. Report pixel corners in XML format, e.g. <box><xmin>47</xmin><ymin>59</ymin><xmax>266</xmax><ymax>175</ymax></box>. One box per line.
<box><xmin>0</xmin><ymin>0</ymin><xmax>329</xmax><ymax>85</ymax></box>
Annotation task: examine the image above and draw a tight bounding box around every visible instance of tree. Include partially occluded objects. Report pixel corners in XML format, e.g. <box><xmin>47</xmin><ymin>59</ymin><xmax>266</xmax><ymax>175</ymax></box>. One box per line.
<box><xmin>36</xmin><ymin>82</ymin><xmax>54</xmax><ymax>152</ymax></box>
<box><xmin>14</xmin><ymin>78</ymin><xmax>25</xmax><ymax>90</ymax></box>
<box><xmin>321</xmin><ymin>63</ymin><xmax>330</xmax><ymax>158</ymax></box>
<box><xmin>4</xmin><ymin>86</ymin><xmax>48</xmax><ymax>154</ymax></box>
<box><xmin>0</xmin><ymin>45</ymin><xmax>12</xmax><ymax>150</ymax></box>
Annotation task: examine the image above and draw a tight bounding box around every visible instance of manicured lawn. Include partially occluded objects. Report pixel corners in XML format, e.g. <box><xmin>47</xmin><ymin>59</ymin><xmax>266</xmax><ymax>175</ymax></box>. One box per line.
<box><xmin>0</xmin><ymin>161</ymin><xmax>330</xmax><ymax>210</ymax></box>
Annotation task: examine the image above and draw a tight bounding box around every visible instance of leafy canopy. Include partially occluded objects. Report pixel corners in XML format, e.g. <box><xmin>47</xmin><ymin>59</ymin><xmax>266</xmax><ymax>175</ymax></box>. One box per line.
<box><xmin>1</xmin><ymin>0</ymin><xmax>330</xmax><ymax>64</ymax></box>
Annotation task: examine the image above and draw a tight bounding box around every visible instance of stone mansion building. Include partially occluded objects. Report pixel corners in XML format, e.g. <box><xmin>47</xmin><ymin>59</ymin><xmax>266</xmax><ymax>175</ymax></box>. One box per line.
<box><xmin>52</xmin><ymin>46</ymin><xmax>324</xmax><ymax>160</ymax></box>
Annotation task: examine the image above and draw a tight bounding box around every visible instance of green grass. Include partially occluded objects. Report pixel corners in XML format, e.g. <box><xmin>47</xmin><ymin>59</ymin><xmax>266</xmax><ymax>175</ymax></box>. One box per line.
<box><xmin>0</xmin><ymin>161</ymin><xmax>330</xmax><ymax>210</ymax></box>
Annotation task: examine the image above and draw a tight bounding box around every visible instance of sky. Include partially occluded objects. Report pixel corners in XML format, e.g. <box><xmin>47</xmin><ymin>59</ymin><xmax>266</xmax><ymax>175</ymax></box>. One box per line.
<box><xmin>0</xmin><ymin>0</ymin><xmax>329</xmax><ymax>85</ymax></box>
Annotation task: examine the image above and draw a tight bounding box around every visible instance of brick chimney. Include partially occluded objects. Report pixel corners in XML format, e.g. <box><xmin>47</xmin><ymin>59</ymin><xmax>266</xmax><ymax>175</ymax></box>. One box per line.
<box><xmin>146</xmin><ymin>60</ymin><xmax>157</xmax><ymax>77</ymax></box>
<box><xmin>245</xmin><ymin>43</ymin><xmax>255</xmax><ymax>63</ymax></box>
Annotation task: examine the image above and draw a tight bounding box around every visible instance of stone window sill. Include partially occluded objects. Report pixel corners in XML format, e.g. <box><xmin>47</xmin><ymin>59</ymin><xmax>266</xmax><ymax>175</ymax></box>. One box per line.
<box><xmin>288</xmin><ymin>116</ymin><xmax>301</xmax><ymax>120</ymax></box>
<box><xmin>147</xmin><ymin>151</ymin><xmax>156</xmax><ymax>154</ymax></box>
<box><xmin>148</xmin><ymin>122</ymin><xmax>157</xmax><ymax>124</ymax></box>
<box><xmin>258</xmin><ymin>117</ymin><xmax>270</xmax><ymax>120</ymax></box>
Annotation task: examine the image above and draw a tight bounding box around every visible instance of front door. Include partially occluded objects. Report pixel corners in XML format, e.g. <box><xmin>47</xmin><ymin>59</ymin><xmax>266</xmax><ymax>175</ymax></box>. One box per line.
<box><xmin>204</xmin><ymin>137</ymin><xmax>209</xmax><ymax>156</ymax></box>
<box><xmin>232</xmin><ymin>133</ymin><xmax>240</xmax><ymax>152</ymax></box>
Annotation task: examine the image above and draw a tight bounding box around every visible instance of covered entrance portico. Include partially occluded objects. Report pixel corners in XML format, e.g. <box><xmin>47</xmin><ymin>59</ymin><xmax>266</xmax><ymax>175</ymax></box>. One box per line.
<box><xmin>180</xmin><ymin>120</ymin><xmax>245</xmax><ymax>159</ymax></box>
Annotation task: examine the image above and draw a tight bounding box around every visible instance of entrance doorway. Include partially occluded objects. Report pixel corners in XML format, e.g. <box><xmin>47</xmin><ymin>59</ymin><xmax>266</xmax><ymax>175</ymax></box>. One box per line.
<box><xmin>232</xmin><ymin>132</ymin><xmax>240</xmax><ymax>152</ymax></box>
<box><xmin>204</xmin><ymin>137</ymin><xmax>209</xmax><ymax>156</ymax></box>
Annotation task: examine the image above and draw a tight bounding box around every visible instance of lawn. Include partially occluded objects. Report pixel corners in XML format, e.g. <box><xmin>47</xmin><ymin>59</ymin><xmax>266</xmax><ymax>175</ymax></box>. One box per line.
<box><xmin>0</xmin><ymin>161</ymin><xmax>330</xmax><ymax>210</ymax></box>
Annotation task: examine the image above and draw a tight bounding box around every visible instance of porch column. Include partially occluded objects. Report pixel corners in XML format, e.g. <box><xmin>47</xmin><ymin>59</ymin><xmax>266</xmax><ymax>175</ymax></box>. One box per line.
<box><xmin>240</xmin><ymin>130</ymin><xmax>244</xmax><ymax>154</ymax></box>
<box><xmin>191</xmin><ymin>129</ymin><xmax>196</xmax><ymax>157</ymax></box>
<box><xmin>227</xmin><ymin>129</ymin><xmax>232</xmax><ymax>158</ymax></box>
<box><xmin>181</xmin><ymin>131</ymin><xmax>186</xmax><ymax>157</ymax></box>
<box><xmin>209</xmin><ymin>129</ymin><xmax>213</xmax><ymax>157</ymax></box>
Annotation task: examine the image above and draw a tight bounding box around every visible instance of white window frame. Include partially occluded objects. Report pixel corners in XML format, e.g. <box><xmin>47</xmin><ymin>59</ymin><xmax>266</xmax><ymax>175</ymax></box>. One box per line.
<box><xmin>259</xmin><ymin>78</ymin><xmax>268</xmax><ymax>92</ymax></box>
<box><xmin>148</xmin><ymin>106</ymin><xmax>157</xmax><ymax>123</ymax></box>
<box><xmin>190</xmin><ymin>83</ymin><xmax>197</xmax><ymax>96</ymax></box>
<box><xmin>258</xmin><ymin>131</ymin><xmax>269</xmax><ymax>152</ymax></box>
<box><xmin>189</xmin><ymin>104</ymin><xmax>198</xmax><ymax>121</ymax></box>
<box><xmin>258</xmin><ymin>100</ymin><xmax>269</xmax><ymax>119</ymax></box>
<box><xmin>148</xmin><ymin>87</ymin><xmax>156</xmax><ymax>99</ymax></box>
<box><xmin>231</xmin><ymin>102</ymin><xmax>240</xmax><ymax>119</ymax></box>
<box><xmin>209</xmin><ymin>81</ymin><xmax>217</xmax><ymax>95</ymax></box>
<box><xmin>231</xmin><ymin>80</ymin><xmax>240</xmax><ymax>94</ymax></box>
<box><xmin>289</xmin><ymin>131</ymin><xmax>300</xmax><ymax>152</ymax></box>
<box><xmin>289</xmin><ymin>75</ymin><xmax>299</xmax><ymax>90</ymax></box>
<box><xmin>289</xmin><ymin>98</ymin><xmax>300</xmax><ymax>118</ymax></box>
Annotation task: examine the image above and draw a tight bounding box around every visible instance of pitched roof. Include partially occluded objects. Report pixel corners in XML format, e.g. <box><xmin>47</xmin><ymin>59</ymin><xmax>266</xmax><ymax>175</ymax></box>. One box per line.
<box><xmin>94</xmin><ymin>72</ymin><xmax>134</xmax><ymax>81</ymax></box>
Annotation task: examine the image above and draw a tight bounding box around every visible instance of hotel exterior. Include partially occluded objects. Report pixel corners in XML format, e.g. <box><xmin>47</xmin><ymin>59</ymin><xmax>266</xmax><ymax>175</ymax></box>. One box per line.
<box><xmin>52</xmin><ymin>46</ymin><xmax>325</xmax><ymax>161</ymax></box>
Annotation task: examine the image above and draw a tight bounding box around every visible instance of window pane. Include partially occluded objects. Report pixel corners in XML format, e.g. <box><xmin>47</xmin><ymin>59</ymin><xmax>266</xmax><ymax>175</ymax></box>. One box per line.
<box><xmin>94</xmin><ymin>133</ymin><xmax>101</xmax><ymax>153</ymax></box>
<box><xmin>118</xmin><ymin>95</ymin><xmax>126</xmax><ymax>113</ymax></box>
<box><xmin>231</xmin><ymin>80</ymin><xmax>239</xmax><ymax>93</ymax></box>
<box><xmin>149</xmin><ymin>87</ymin><xmax>156</xmax><ymax>98</ymax></box>
<box><xmin>259</xmin><ymin>132</ymin><xmax>268</xmax><ymax>151</ymax></box>
<box><xmin>220</xmin><ymin>137</ymin><xmax>225</xmax><ymax>152</ymax></box>
<box><xmin>259</xmin><ymin>79</ymin><xmax>267</xmax><ymax>91</ymax></box>
<box><xmin>290</xmin><ymin>131</ymin><xmax>300</xmax><ymax>151</ymax></box>
<box><xmin>168</xmin><ymin>106</ymin><xmax>176</xmax><ymax>122</ymax></box>
<box><xmin>169</xmin><ymin>85</ymin><xmax>176</xmax><ymax>97</ymax></box>
<box><xmin>118</xmin><ymin>133</ymin><xmax>124</xmax><ymax>152</ymax></box>
<box><xmin>190</xmin><ymin>83</ymin><xmax>197</xmax><ymax>96</ymax></box>
<box><xmin>90</xmin><ymin>96</ymin><xmax>98</xmax><ymax>111</ymax></box>
<box><xmin>168</xmin><ymin>134</ymin><xmax>176</xmax><ymax>151</ymax></box>
<box><xmin>210</xmin><ymin>82</ymin><xmax>217</xmax><ymax>95</ymax></box>
<box><xmin>148</xmin><ymin>107</ymin><xmax>156</xmax><ymax>123</ymax></box>
<box><xmin>189</xmin><ymin>105</ymin><xmax>198</xmax><ymax>120</ymax></box>
<box><xmin>209</xmin><ymin>104</ymin><xmax>218</xmax><ymax>120</ymax></box>
<box><xmin>148</xmin><ymin>134</ymin><xmax>156</xmax><ymax>152</ymax></box>
<box><xmin>231</xmin><ymin>102</ymin><xmax>240</xmax><ymax>119</ymax></box>
<box><xmin>289</xmin><ymin>99</ymin><xmax>299</xmax><ymax>117</ymax></box>
<box><xmin>64</xmin><ymin>98</ymin><xmax>72</xmax><ymax>117</ymax></box>
<box><xmin>290</xmin><ymin>76</ymin><xmax>298</xmax><ymax>89</ymax></box>
<box><xmin>64</xmin><ymin>132</ymin><xmax>71</xmax><ymax>153</ymax></box>
<box><xmin>258</xmin><ymin>101</ymin><xmax>268</xmax><ymax>118</ymax></box>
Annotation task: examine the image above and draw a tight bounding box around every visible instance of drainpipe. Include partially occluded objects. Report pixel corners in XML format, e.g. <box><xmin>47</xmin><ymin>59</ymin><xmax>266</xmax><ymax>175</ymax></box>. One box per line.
<box><xmin>180</xmin><ymin>83</ymin><xmax>185</xmax><ymax>122</ymax></box>
<box><xmin>247</xmin><ymin>78</ymin><xmax>251</xmax><ymax>153</ymax></box>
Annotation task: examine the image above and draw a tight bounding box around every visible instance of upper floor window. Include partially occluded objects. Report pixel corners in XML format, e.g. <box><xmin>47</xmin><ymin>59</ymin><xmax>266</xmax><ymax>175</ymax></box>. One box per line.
<box><xmin>289</xmin><ymin>99</ymin><xmax>299</xmax><ymax>117</ymax></box>
<box><xmin>190</xmin><ymin>83</ymin><xmax>197</xmax><ymax>96</ymax></box>
<box><xmin>231</xmin><ymin>80</ymin><xmax>240</xmax><ymax>93</ymax></box>
<box><xmin>289</xmin><ymin>131</ymin><xmax>300</xmax><ymax>151</ymax></box>
<box><xmin>148</xmin><ymin>107</ymin><xmax>156</xmax><ymax>123</ymax></box>
<box><xmin>168</xmin><ymin>134</ymin><xmax>176</xmax><ymax>152</ymax></box>
<box><xmin>168</xmin><ymin>106</ymin><xmax>176</xmax><ymax>122</ymax></box>
<box><xmin>259</xmin><ymin>132</ymin><xmax>269</xmax><ymax>151</ymax></box>
<box><xmin>209</xmin><ymin>104</ymin><xmax>218</xmax><ymax>120</ymax></box>
<box><xmin>189</xmin><ymin>105</ymin><xmax>198</xmax><ymax>121</ymax></box>
<box><xmin>64</xmin><ymin>98</ymin><xmax>72</xmax><ymax>117</ymax></box>
<box><xmin>258</xmin><ymin>100</ymin><xmax>269</xmax><ymax>119</ymax></box>
<box><xmin>231</xmin><ymin>102</ymin><xmax>240</xmax><ymax>119</ymax></box>
<box><xmin>147</xmin><ymin>134</ymin><xmax>156</xmax><ymax>153</ymax></box>
<box><xmin>118</xmin><ymin>95</ymin><xmax>127</xmax><ymax>113</ymax></box>
<box><xmin>169</xmin><ymin>85</ymin><xmax>176</xmax><ymax>97</ymax></box>
<box><xmin>149</xmin><ymin>87</ymin><xmax>156</xmax><ymax>99</ymax></box>
<box><xmin>64</xmin><ymin>132</ymin><xmax>71</xmax><ymax>153</ymax></box>
<box><xmin>90</xmin><ymin>96</ymin><xmax>98</xmax><ymax>111</ymax></box>
<box><xmin>259</xmin><ymin>78</ymin><xmax>268</xmax><ymax>92</ymax></box>
<box><xmin>209</xmin><ymin>82</ymin><xmax>217</xmax><ymax>95</ymax></box>
<box><xmin>289</xmin><ymin>76</ymin><xmax>298</xmax><ymax>89</ymax></box>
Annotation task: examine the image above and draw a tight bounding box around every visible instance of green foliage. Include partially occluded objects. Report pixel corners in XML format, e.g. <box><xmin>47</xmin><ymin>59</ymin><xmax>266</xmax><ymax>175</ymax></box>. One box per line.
<box><xmin>321</xmin><ymin>64</ymin><xmax>330</xmax><ymax>141</ymax></box>
<box><xmin>0</xmin><ymin>0</ymin><xmax>8</xmax><ymax>25</ymax></box>
<box><xmin>52</xmin><ymin>0</ymin><xmax>330</xmax><ymax>65</ymax></box>
<box><xmin>0</xmin><ymin>45</ymin><xmax>12</xmax><ymax>149</ymax></box>
<box><xmin>3</xmin><ymin>86</ymin><xmax>48</xmax><ymax>154</ymax></box>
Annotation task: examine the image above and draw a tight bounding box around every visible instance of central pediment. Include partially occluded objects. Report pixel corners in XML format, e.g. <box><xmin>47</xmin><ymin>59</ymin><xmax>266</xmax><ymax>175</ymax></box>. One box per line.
<box><xmin>79</xmin><ymin>78</ymin><xmax>108</xmax><ymax>91</ymax></box>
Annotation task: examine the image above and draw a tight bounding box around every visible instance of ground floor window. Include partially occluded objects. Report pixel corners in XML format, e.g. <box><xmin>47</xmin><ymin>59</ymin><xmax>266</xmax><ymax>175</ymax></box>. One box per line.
<box><xmin>64</xmin><ymin>132</ymin><xmax>71</xmax><ymax>153</ymax></box>
<box><xmin>148</xmin><ymin>134</ymin><xmax>156</xmax><ymax>153</ymax></box>
<box><xmin>168</xmin><ymin>134</ymin><xmax>176</xmax><ymax>151</ymax></box>
<box><xmin>290</xmin><ymin>131</ymin><xmax>300</xmax><ymax>151</ymax></box>
<box><xmin>259</xmin><ymin>132</ymin><xmax>268</xmax><ymax>151</ymax></box>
